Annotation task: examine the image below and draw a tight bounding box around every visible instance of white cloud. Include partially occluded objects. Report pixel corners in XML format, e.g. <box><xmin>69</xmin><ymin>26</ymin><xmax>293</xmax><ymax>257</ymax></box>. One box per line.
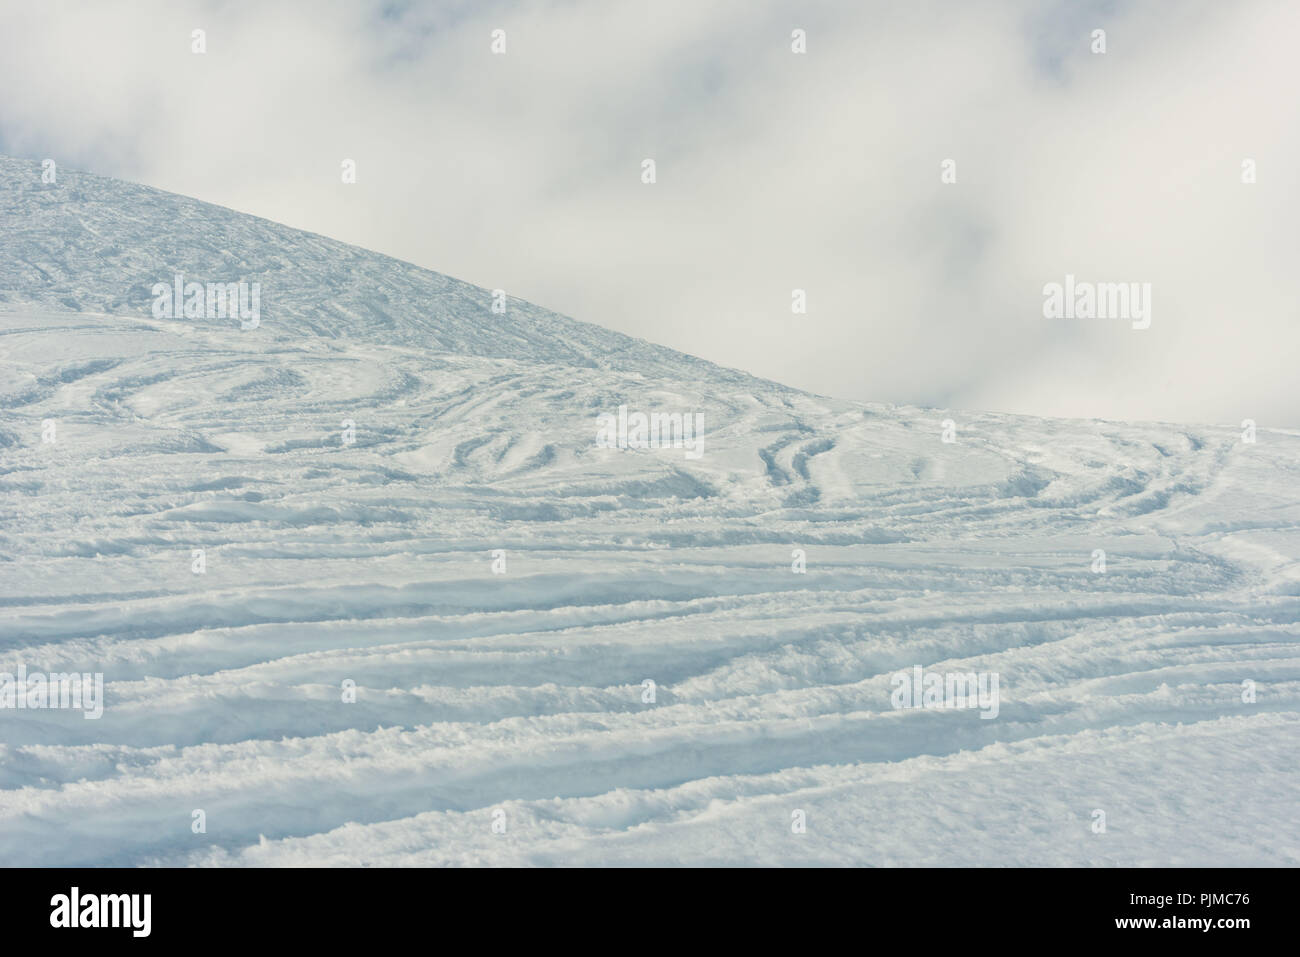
<box><xmin>2</xmin><ymin>0</ymin><xmax>1296</xmax><ymax>425</ymax></box>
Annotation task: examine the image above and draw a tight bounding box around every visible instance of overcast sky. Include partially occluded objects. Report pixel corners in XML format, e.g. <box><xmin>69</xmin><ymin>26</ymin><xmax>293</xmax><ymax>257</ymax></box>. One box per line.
<box><xmin>2</xmin><ymin>0</ymin><xmax>1297</xmax><ymax>426</ymax></box>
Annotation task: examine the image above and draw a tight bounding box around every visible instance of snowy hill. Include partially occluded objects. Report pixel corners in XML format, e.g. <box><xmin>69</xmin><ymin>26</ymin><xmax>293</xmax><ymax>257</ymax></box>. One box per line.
<box><xmin>0</xmin><ymin>156</ymin><xmax>752</xmax><ymax>384</ymax></box>
<box><xmin>1</xmin><ymin>156</ymin><xmax>1298</xmax><ymax>866</ymax></box>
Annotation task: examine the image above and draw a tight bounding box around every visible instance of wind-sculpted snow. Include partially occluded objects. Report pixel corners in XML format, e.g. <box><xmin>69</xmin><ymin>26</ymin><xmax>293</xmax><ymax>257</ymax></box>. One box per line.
<box><xmin>2</xmin><ymin>157</ymin><xmax>1299</xmax><ymax>866</ymax></box>
<box><xmin>0</xmin><ymin>156</ymin><xmax>751</xmax><ymax>385</ymax></box>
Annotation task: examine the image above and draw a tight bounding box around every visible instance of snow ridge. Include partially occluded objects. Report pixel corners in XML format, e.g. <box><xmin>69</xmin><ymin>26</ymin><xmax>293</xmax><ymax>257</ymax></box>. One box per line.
<box><xmin>0</xmin><ymin>156</ymin><xmax>757</xmax><ymax>384</ymax></box>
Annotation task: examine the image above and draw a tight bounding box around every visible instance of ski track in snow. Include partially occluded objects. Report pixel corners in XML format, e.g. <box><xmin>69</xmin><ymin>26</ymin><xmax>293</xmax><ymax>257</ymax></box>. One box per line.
<box><xmin>1</xmin><ymin>157</ymin><xmax>1298</xmax><ymax>866</ymax></box>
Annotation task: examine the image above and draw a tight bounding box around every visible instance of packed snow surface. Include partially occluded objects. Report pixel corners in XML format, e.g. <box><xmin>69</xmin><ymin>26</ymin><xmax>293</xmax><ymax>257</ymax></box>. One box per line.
<box><xmin>1</xmin><ymin>157</ymin><xmax>1297</xmax><ymax>865</ymax></box>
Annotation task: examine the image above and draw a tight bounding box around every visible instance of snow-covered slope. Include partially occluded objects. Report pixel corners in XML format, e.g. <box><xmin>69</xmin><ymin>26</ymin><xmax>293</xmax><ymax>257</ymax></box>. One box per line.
<box><xmin>2</xmin><ymin>156</ymin><xmax>1298</xmax><ymax>866</ymax></box>
<box><xmin>0</xmin><ymin>157</ymin><xmax>751</xmax><ymax>384</ymax></box>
